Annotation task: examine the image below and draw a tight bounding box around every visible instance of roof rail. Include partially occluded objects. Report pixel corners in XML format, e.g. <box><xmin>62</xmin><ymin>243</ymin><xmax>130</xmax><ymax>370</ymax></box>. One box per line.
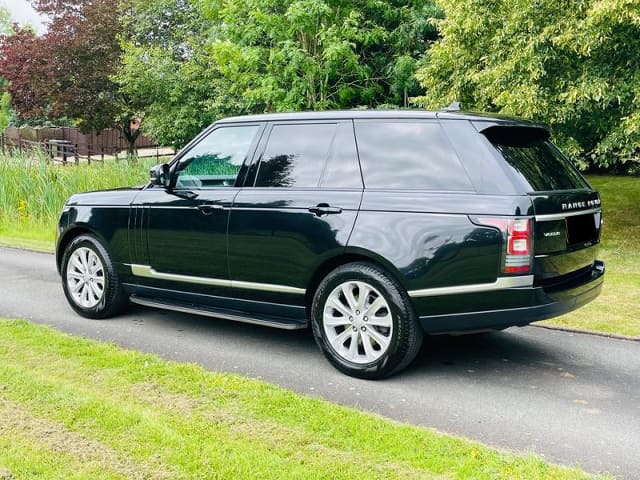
<box><xmin>443</xmin><ymin>101</ymin><xmax>462</xmax><ymax>112</ymax></box>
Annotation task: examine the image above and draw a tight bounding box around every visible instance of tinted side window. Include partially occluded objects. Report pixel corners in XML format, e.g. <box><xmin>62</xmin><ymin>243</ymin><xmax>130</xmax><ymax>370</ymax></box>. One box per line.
<box><xmin>355</xmin><ymin>121</ymin><xmax>473</xmax><ymax>191</ymax></box>
<box><xmin>319</xmin><ymin>122</ymin><xmax>363</xmax><ymax>189</ymax></box>
<box><xmin>176</xmin><ymin>125</ymin><xmax>259</xmax><ymax>188</ymax></box>
<box><xmin>255</xmin><ymin>123</ymin><xmax>337</xmax><ymax>188</ymax></box>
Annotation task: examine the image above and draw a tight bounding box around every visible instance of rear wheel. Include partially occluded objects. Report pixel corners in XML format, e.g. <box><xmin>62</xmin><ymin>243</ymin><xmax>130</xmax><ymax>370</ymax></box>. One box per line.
<box><xmin>311</xmin><ymin>262</ymin><xmax>423</xmax><ymax>379</ymax></box>
<box><xmin>61</xmin><ymin>234</ymin><xmax>127</xmax><ymax>319</ymax></box>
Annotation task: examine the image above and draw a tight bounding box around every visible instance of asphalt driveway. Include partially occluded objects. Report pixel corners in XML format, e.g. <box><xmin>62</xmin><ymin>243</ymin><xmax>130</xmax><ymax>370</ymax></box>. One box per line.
<box><xmin>1</xmin><ymin>246</ymin><xmax>638</xmax><ymax>477</ymax></box>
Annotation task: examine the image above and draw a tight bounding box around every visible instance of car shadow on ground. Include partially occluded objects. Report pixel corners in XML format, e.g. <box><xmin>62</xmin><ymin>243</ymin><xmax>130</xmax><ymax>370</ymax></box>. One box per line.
<box><xmin>126</xmin><ymin>305</ymin><xmax>569</xmax><ymax>382</ymax></box>
<box><xmin>404</xmin><ymin>330</ymin><xmax>566</xmax><ymax>379</ymax></box>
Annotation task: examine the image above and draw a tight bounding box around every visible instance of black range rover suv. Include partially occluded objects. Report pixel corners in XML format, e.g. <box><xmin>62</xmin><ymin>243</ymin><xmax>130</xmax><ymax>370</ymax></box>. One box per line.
<box><xmin>56</xmin><ymin>110</ymin><xmax>604</xmax><ymax>378</ymax></box>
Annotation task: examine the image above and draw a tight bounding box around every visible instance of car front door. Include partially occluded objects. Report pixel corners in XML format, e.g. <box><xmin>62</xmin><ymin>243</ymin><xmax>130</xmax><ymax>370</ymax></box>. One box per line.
<box><xmin>227</xmin><ymin>120</ymin><xmax>363</xmax><ymax>318</ymax></box>
<box><xmin>131</xmin><ymin>123</ymin><xmax>263</xmax><ymax>299</ymax></box>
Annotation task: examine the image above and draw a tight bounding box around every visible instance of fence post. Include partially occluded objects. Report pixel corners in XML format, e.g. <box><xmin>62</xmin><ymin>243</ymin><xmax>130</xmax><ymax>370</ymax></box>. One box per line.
<box><xmin>87</xmin><ymin>144</ymin><xmax>91</xmax><ymax>165</ymax></box>
<box><xmin>101</xmin><ymin>147</ymin><xmax>104</xmax><ymax>162</ymax></box>
<box><xmin>1</xmin><ymin>134</ymin><xmax>4</xmax><ymax>156</ymax></box>
<box><xmin>74</xmin><ymin>144</ymin><xmax>79</xmax><ymax>165</ymax></box>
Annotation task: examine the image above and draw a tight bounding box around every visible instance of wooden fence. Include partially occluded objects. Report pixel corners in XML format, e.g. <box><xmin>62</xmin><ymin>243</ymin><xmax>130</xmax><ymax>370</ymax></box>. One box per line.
<box><xmin>1</xmin><ymin>126</ymin><xmax>174</xmax><ymax>165</ymax></box>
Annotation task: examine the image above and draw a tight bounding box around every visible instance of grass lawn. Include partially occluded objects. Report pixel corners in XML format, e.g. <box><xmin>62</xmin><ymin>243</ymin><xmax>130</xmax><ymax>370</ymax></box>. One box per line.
<box><xmin>0</xmin><ymin>156</ymin><xmax>638</xmax><ymax>337</ymax></box>
<box><xmin>540</xmin><ymin>176</ymin><xmax>640</xmax><ymax>337</ymax></box>
<box><xmin>0</xmin><ymin>222</ymin><xmax>55</xmax><ymax>252</ymax></box>
<box><xmin>0</xmin><ymin>319</ymin><xmax>606</xmax><ymax>479</ymax></box>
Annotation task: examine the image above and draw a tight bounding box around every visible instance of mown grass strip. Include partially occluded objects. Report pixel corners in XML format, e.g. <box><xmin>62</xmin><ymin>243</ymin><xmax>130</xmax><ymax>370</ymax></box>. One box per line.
<box><xmin>0</xmin><ymin>319</ymin><xmax>607</xmax><ymax>479</ymax></box>
<box><xmin>0</xmin><ymin>399</ymin><xmax>164</xmax><ymax>480</ymax></box>
<box><xmin>0</xmin><ymin>428</ymin><xmax>122</xmax><ymax>480</ymax></box>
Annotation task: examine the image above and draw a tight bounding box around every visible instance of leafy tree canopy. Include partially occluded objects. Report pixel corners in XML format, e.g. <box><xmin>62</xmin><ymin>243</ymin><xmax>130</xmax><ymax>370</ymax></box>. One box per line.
<box><xmin>0</xmin><ymin>6</ymin><xmax>14</xmax><ymax>133</ymax></box>
<box><xmin>117</xmin><ymin>0</ymin><xmax>216</xmax><ymax>147</ymax></box>
<box><xmin>0</xmin><ymin>7</ymin><xmax>11</xmax><ymax>35</ymax></box>
<box><xmin>415</xmin><ymin>0</ymin><xmax>640</xmax><ymax>172</ymax></box>
<box><xmin>118</xmin><ymin>0</ymin><xmax>442</xmax><ymax>147</ymax></box>
<box><xmin>0</xmin><ymin>0</ymin><xmax>141</xmax><ymax>152</ymax></box>
<box><xmin>0</xmin><ymin>27</ymin><xmax>51</xmax><ymax>122</ymax></box>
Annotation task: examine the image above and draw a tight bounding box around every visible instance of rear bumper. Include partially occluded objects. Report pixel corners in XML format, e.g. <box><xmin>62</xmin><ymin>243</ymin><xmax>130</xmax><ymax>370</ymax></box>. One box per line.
<box><xmin>415</xmin><ymin>261</ymin><xmax>604</xmax><ymax>334</ymax></box>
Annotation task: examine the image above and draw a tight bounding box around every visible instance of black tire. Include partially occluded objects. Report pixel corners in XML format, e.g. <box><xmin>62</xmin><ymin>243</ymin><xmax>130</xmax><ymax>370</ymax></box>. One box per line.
<box><xmin>311</xmin><ymin>262</ymin><xmax>423</xmax><ymax>379</ymax></box>
<box><xmin>61</xmin><ymin>234</ymin><xmax>128</xmax><ymax>319</ymax></box>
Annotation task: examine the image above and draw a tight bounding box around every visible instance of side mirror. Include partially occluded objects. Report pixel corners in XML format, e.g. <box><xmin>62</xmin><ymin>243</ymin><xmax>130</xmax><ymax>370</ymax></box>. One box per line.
<box><xmin>149</xmin><ymin>163</ymin><xmax>171</xmax><ymax>189</ymax></box>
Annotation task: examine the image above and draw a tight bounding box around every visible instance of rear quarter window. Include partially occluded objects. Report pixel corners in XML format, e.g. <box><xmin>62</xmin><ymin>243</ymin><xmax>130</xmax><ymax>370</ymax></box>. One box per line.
<box><xmin>354</xmin><ymin>120</ymin><xmax>473</xmax><ymax>191</ymax></box>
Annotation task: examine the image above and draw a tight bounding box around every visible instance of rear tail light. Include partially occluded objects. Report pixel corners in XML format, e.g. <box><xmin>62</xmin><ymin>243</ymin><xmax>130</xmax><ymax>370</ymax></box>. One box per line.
<box><xmin>474</xmin><ymin>217</ymin><xmax>533</xmax><ymax>275</ymax></box>
<box><xmin>505</xmin><ymin>218</ymin><xmax>531</xmax><ymax>273</ymax></box>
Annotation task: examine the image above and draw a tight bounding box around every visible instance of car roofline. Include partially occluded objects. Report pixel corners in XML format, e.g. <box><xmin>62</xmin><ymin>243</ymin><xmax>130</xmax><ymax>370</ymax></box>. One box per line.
<box><xmin>214</xmin><ymin>109</ymin><xmax>549</xmax><ymax>130</ymax></box>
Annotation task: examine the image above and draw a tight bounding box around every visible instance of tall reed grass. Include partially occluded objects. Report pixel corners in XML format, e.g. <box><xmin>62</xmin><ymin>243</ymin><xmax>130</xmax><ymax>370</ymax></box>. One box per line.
<box><xmin>0</xmin><ymin>150</ymin><xmax>157</xmax><ymax>238</ymax></box>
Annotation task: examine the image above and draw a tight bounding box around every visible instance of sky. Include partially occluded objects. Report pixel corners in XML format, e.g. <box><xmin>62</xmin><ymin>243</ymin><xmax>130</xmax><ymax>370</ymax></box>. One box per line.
<box><xmin>0</xmin><ymin>0</ymin><xmax>47</xmax><ymax>33</ymax></box>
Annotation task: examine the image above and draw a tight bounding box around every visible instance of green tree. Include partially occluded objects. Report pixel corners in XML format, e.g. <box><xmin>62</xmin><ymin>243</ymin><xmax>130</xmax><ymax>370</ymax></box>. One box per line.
<box><xmin>0</xmin><ymin>6</ymin><xmax>13</xmax><ymax>133</ymax></box>
<box><xmin>0</xmin><ymin>91</ymin><xmax>11</xmax><ymax>133</ymax></box>
<box><xmin>0</xmin><ymin>7</ymin><xmax>11</xmax><ymax>34</ymax></box>
<box><xmin>118</xmin><ymin>0</ymin><xmax>441</xmax><ymax>148</ymax></box>
<box><xmin>415</xmin><ymin>0</ymin><xmax>640</xmax><ymax>173</ymax></box>
<box><xmin>206</xmin><ymin>0</ymin><xmax>441</xmax><ymax>112</ymax></box>
<box><xmin>117</xmin><ymin>0</ymin><xmax>216</xmax><ymax>147</ymax></box>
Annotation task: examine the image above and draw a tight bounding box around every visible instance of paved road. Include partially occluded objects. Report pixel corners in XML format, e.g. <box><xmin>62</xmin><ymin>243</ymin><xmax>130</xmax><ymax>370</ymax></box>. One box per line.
<box><xmin>1</xmin><ymin>247</ymin><xmax>638</xmax><ymax>477</ymax></box>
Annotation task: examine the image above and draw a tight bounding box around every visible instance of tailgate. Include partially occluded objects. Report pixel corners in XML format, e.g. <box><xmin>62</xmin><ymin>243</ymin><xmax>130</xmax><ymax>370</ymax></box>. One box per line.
<box><xmin>531</xmin><ymin>191</ymin><xmax>602</xmax><ymax>283</ymax></box>
<box><xmin>478</xmin><ymin>123</ymin><xmax>602</xmax><ymax>284</ymax></box>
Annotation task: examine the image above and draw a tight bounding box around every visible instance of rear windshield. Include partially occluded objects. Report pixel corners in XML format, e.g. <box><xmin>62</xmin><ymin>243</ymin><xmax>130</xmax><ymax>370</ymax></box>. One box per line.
<box><xmin>484</xmin><ymin>126</ymin><xmax>588</xmax><ymax>191</ymax></box>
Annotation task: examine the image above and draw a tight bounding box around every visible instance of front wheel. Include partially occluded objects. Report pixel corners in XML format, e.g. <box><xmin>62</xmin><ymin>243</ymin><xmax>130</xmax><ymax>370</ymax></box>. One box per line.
<box><xmin>61</xmin><ymin>234</ymin><xmax>127</xmax><ymax>319</ymax></box>
<box><xmin>311</xmin><ymin>262</ymin><xmax>423</xmax><ymax>379</ymax></box>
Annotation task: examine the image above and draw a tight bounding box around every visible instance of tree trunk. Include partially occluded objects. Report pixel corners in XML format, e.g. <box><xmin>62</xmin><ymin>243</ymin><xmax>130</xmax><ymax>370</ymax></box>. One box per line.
<box><xmin>121</xmin><ymin>121</ymin><xmax>141</xmax><ymax>158</ymax></box>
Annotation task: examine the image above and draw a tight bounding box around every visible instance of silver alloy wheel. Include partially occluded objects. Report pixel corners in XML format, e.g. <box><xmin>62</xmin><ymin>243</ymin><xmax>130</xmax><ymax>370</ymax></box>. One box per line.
<box><xmin>323</xmin><ymin>280</ymin><xmax>394</xmax><ymax>364</ymax></box>
<box><xmin>66</xmin><ymin>247</ymin><xmax>105</xmax><ymax>309</ymax></box>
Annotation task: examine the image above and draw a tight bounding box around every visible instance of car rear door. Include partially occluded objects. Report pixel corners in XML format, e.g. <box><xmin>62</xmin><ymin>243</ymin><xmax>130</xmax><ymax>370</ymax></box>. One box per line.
<box><xmin>226</xmin><ymin>120</ymin><xmax>363</xmax><ymax>316</ymax></box>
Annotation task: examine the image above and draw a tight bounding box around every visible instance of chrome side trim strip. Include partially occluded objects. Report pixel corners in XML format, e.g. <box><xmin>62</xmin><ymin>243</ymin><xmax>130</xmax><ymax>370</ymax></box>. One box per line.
<box><xmin>408</xmin><ymin>275</ymin><xmax>534</xmax><ymax>298</ymax></box>
<box><xmin>129</xmin><ymin>296</ymin><xmax>306</xmax><ymax>330</ymax></box>
<box><xmin>129</xmin><ymin>264</ymin><xmax>306</xmax><ymax>295</ymax></box>
<box><xmin>231</xmin><ymin>280</ymin><xmax>306</xmax><ymax>295</ymax></box>
<box><xmin>130</xmin><ymin>264</ymin><xmax>229</xmax><ymax>287</ymax></box>
<box><xmin>535</xmin><ymin>208</ymin><xmax>601</xmax><ymax>222</ymax></box>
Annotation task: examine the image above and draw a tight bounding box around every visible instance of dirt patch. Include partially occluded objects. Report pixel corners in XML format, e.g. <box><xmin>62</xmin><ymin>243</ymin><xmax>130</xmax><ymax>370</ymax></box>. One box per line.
<box><xmin>0</xmin><ymin>468</ymin><xmax>14</xmax><ymax>480</ymax></box>
<box><xmin>0</xmin><ymin>398</ymin><xmax>175</xmax><ymax>480</ymax></box>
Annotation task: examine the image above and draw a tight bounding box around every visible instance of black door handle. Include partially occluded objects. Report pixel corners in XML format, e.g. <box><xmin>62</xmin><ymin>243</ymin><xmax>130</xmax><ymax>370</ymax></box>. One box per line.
<box><xmin>308</xmin><ymin>204</ymin><xmax>343</xmax><ymax>216</ymax></box>
<box><xmin>197</xmin><ymin>204</ymin><xmax>224</xmax><ymax>216</ymax></box>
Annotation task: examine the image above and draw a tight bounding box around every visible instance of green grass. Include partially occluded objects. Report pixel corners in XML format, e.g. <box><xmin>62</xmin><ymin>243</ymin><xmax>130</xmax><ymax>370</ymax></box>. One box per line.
<box><xmin>542</xmin><ymin>175</ymin><xmax>640</xmax><ymax>337</ymax></box>
<box><xmin>0</xmin><ymin>150</ymin><xmax>638</xmax><ymax>336</ymax></box>
<box><xmin>0</xmin><ymin>150</ymin><xmax>157</xmax><ymax>252</ymax></box>
<box><xmin>0</xmin><ymin>319</ymin><xmax>606</xmax><ymax>480</ymax></box>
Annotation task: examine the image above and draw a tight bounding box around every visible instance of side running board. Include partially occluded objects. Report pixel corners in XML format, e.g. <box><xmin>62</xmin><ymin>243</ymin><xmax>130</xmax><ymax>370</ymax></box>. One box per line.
<box><xmin>129</xmin><ymin>295</ymin><xmax>308</xmax><ymax>330</ymax></box>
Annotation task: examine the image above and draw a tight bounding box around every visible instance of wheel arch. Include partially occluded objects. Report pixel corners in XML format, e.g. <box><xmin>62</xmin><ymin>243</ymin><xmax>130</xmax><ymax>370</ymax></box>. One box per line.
<box><xmin>304</xmin><ymin>248</ymin><xmax>408</xmax><ymax>316</ymax></box>
<box><xmin>56</xmin><ymin>225</ymin><xmax>102</xmax><ymax>274</ymax></box>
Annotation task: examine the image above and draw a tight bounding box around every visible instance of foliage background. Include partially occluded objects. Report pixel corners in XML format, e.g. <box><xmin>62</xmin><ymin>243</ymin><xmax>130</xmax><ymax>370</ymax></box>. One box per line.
<box><xmin>415</xmin><ymin>0</ymin><xmax>640</xmax><ymax>174</ymax></box>
<box><xmin>1</xmin><ymin>0</ymin><xmax>640</xmax><ymax>173</ymax></box>
<box><xmin>117</xmin><ymin>0</ymin><xmax>442</xmax><ymax>147</ymax></box>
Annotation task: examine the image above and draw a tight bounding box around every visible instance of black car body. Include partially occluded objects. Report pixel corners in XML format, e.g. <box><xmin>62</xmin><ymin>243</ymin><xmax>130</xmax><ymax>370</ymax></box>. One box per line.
<box><xmin>56</xmin><ymin>110</ymin><xmax>604</xmax><ymax>378</ymax></box>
